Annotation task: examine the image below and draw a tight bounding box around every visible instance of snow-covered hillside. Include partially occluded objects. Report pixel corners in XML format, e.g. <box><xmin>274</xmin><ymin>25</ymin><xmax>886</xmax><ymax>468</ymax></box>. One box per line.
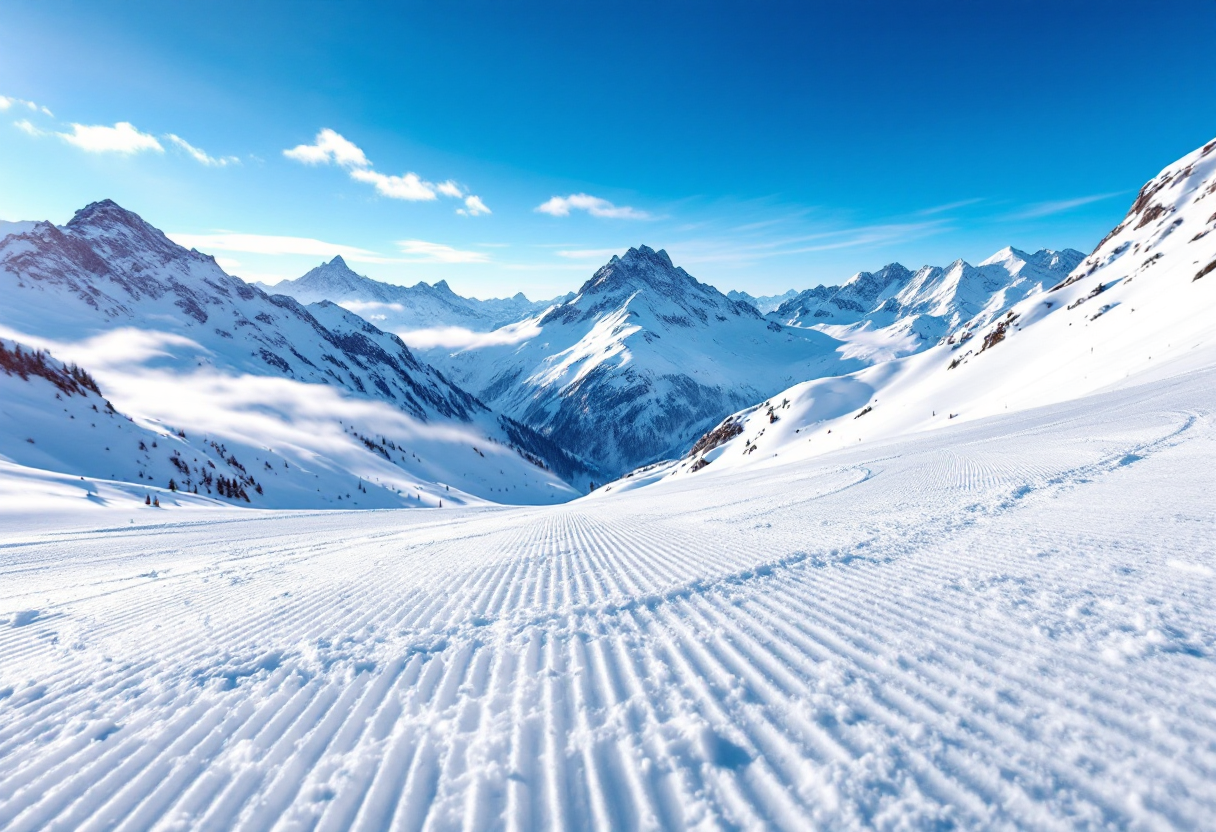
<box><xmin>637</xmin><ymin>137</ymin><xmax>1216</xmax><ymax>487</ymax></box>
<box><xmin>0</xmin><ymin>202</ymin><xmax>589</xmax><ymax>506</ymax></box>
<box><xmin>260</xmin><ymin>256</ymin><xmax>566</xmax><ymax>344</ymax></box>
<box><xmin>420</xmin><ymin>246</ymin><xmax>858</xmax><ymax>477</ymax></box>
<box><xmin>769</xmin><ymin>246</ymin><xmax>1084</xmax><ymax>363</ymax></box>
<box><xmin>2</xmin><ymin>356</ymin><xmax>1213</xmax><ymax>829</ymax></box>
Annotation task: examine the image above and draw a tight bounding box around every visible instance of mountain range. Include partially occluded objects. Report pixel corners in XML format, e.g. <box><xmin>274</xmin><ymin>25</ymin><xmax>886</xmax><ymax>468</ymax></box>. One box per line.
<box><xmin>0</xmin><ymin>201</ymin><xmax>591</xmax><ymax>508</ymax></box>
<box><xmin>268</xmin><ymin>242</ymin><xmax>1085</xmax><ymax>478</ymax></box>
<box><xmin>618</xmin><ymin>136</ymin><xmax>1216</xmax><ymax>491</ymax></box>
<box><xmin>5</xmin><ymin>136</ymin><xmax>1213</xmax><ymax>508</ymax></box>
<box><xmin>257</xmin><ymin>257</ymin><xmax>568</xmax><ymax>339</ymax></box>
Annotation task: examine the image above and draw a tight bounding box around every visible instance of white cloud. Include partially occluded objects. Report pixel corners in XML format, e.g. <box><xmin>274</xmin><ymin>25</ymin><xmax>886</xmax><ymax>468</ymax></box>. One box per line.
<box><xmin>535</xmin><ymin>193</ymin><xmax>650</xmax><ymax>220</ymax></box>
<box><xmin>14</xmin><ymin>119</ymin><xmax>45</xmax><ymax>136</ymax></box>
<box><xmin>396</xmin><ymin>239</ymin><xmax>490</xmax><ymax>264</ymax></box>
<box><xmin>58</xmin><ymin>122</ymin><xmax>163</xmax><ymax>155</ymax></box>
<box><xmin>166</xmin><ymin>134</ymin><xmax>239</xmax><ymax>167</ymax></box>
<box><xmin>349</xmin><ymin>168</ymin><xmax>437</xmax><ymax>201</ymax></box>
<box><xmin>0</xmin><ymin>95</ymin><xmax>51</xmax><ymax>116</ymax></box>
<box><xmin>283</xmin><ymin>128</ymin><xmax>486</xmax><ymax>206</ymax></box>
<box><xmin>397</xmin><ymin>318</ymin><xmax>542</xmax><ymax>350</ymax></box>
<box><xmin>915</xmin><ymin>197</ymin><xmax>985</xmax><ymax>216</ymax></box>
<box><xmin>457</xmin><ymin>195</ymin><xmax>491</xmax><ymax>217</ymax></box>
<box><xmin>167</xmin><ymin>231</ymin><xmax>392</xmax><ymax>263</ymax></box>
<box><xmin>283</xmin><ymin>128</ymin><xmax>370</xmax><ymax>168</ymax></box>
<box><xmin>556</xmin><ymin>247</ymin><xmax>626</xmax><ymax>259</ymax></box>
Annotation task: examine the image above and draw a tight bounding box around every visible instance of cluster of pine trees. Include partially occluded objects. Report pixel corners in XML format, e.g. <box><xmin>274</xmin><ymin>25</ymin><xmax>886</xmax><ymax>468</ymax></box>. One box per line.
<box><xmin>215</xmin><ymin>475</ymin><xmax>250</xmax><ymax>502</ymax></box>
<box><xmin>0</xmin><ymin>342</ymin><xmax>103</xmax><ymax>398</ymax></box>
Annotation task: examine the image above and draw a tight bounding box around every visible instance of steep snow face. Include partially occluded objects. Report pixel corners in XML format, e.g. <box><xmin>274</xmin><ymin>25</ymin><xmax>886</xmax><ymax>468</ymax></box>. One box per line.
<box><xmin>261</xmin><ymin>256</ymin><xmax>565</xmax><ymax>338</ymax></box>
<box><xmin>420</xmin><ymin>245</ymin><xmax>857</xmax><ymax>477</ymax></box>
<box><xmin>633</xmin><ymin>136</ymin><xmax>1216</xmax><ymax>488</ymax></box>
<box><xmin>770</xmin><ymin>247</ymin><xmax>1084</xmax><ymax>362</ymax></box>
<box><xmin>0</xmin><ymin>202</ymin><xmax>585</xmax><ymax>505</ymax></box>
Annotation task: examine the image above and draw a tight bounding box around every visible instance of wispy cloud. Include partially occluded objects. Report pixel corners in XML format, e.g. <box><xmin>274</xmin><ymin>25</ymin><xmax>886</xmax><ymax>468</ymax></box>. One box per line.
<box><xmin>915</xmin><ymin>197</ymin><xmax>985</xmax><ymax>216</ymax></box>
<box><xmin>1010</xmin><ymin>192</ymin><xmax>1124</xmax><ymax>220</ymax></box>
<box><xmin>349</xmin><ymin>169</ymin><xmax>437</xmax><ymax>201</ymax></box>
<box><xmin>397</xmin><ymin>318</ymin><xmax>542</xmax><ymax>350</ymax></box>
<box><xmin>13</xmin><ymin>119</ymin><xmax>45</xmax><ymax>136</ymax></box>
<box><xmin>165</xmin><ymin>134</ymin><xmax>239</xmax><ymax>167</ymax></box>
<box><xmin>167</xmin><ymin>231</ymin><xmax>392</xmax><ymax>264</ymax></box>
<box><xmin>58</xmin><ymin>122</ymin><xmax>163</xmax><ymax>154</ymax></box>
<box><xmin>457</xmin><ymin>195</ymin><xmax>491</xmax><ymax>217</ymax></box>
<box><xmin>555</xmin><ymin>248</ymin><xmax>626</xmax><ymax>260</ymax></box>
<box><xmin>283</xmin><ymin>128</ymin><xmax>370</xmax><ymax>168</ymax></box>
<box><xmin>10</xmin><ymin>99</ymin><xmax>236</xmax><ymax>168</ymax></box>
<box><xmin>0</xmin><ymin>95</ymin><xmax>52</xmax><ymax>116</ymax></box>
<box><xmin>284</xmin><ymin>128</ymin><xmax>488</xmax><ymax>213</ymax></box>
<box><xmin>659</xmin><ymin>219</ymin><xmax>949</xmax><ymax>268</ymax></box>
<box><xmin>536</xmin><ymin>193</ymin><xmax>650</xmax><ymax>220</ymax></box>
<box><xmin>396</xmin><ymin>240</ymin><xmax>490</xmax><ymax>264</ymax></box>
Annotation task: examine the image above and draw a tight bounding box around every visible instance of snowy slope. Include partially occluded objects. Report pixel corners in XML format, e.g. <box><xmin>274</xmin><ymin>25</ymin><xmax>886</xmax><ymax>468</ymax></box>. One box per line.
<box><xmin>0</xmin><ymin>202</ymin><xmax>587</xmax><ymax>505</ymax></box>
<box><xmin>1</xmin><ymin>359</ymin><xmax>1213</xmax><ymax>829</ymax></box>
<box><xmin>420</xmin><ymin>246</ymin><xmax>858</xmax><ymax>477</ymax></box>
<box><xmin>259</xmin><ymin>256</ymin><xmax>566</xmax><ymax>339</ymax></box>
<box><xmin>640</xmin><ymin>137</ymin><xmax>1216</xmax><ymax>486</ymax></box>
<box><xmin>769</xmin><ymin>247</ymin><xmax>1084</xmax><ymax>363</ymax></box>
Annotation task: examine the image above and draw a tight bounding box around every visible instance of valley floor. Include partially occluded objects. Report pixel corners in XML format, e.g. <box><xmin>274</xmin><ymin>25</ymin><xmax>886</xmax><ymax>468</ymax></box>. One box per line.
<box><xmin>1</xmin><ymin>367</ymin><xmax>1215</xmax><ymax>830</ymax></box>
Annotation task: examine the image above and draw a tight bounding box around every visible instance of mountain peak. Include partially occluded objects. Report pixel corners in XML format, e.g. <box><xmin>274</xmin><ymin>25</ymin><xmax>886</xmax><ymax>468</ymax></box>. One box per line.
<box><xmin>66</xmin><ymin>200</ymin><xmax>154</xmax><ymax>236</ymax></box>
<box><xmin>328</xmin><ymin>255</ymin><xmax>348</xmax><ymax>268</ymax></box>
<box><xmin>581</xmin><ymin>244</ymin><xmax>690</xmax><ymax>298</ymax></box>
<box><xmin>62</xmin><ymin>199</ymin><xmax>187</xmax><ymax>264</ymax></box>
<box><xmin>979</xmin><ymin>246</ymin><xmax>1029</xmax><ymax>266</ymax></box>
<box><xmin>976</xmin><ymin>246</ymin><xmax>1086</xmax><ymax>276</ymax></box>
<box><xmin>621</xmin><ymin>244</ymin><xmax>674</xmax><ymax>269</ymax></box>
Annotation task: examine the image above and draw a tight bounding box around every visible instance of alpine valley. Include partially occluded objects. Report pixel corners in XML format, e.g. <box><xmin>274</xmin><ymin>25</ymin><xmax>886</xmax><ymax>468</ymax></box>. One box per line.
<box><xmin>3</xmin><ymin>123</ymin><xmax>1216</xmax><ymax>830</ymax></box>
<box><xmin>3</xmin><ymin>134</ymin><xmax>1213</xmax><ymax>504</ymax></box>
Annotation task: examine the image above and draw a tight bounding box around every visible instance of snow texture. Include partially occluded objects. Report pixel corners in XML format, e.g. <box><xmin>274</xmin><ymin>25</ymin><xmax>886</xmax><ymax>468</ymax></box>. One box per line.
<box><xmin>0</xmin><ymin>363</ymin><xmax>1214</xmax><ymax>829</ymax></box>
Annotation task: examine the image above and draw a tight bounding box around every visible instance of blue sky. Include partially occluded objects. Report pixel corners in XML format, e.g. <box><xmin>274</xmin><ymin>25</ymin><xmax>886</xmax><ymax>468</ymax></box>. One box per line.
<box><xmin>2</xmin><ymin>1</ymin><xmax>1213</xmax><ymax>299</ymax></box>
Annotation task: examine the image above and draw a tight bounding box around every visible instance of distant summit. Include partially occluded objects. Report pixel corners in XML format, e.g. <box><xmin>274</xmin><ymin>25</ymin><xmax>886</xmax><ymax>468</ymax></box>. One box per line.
<box><xmin>424</xmin><ymin>244</ymin><xmax>846</xmax><ymax>477</ymax></box>
<box><xmin>768</xmin><ymin>247</ymin><xmax>1085</xmax><ymax>360</ymax></box>
<box><xmin>259</xmin><ymin>258</ymin><xmax>566</xmax><ymax>335</ymax></box>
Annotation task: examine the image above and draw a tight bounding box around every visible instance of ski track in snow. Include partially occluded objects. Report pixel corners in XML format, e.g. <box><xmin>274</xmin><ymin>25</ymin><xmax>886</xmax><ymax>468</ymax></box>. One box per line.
<box><xmin>1</xmin><ymin>370</ymin><xmax>1215</xmax><ymax>830</ymax></box>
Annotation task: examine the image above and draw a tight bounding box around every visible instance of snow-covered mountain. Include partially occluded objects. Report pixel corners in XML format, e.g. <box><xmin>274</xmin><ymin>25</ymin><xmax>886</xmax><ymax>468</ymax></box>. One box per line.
<box><xmin>0</xmin><ymin>201</ymin><xmax>591</xmax><ymax>506</ymax></box>
<box><xmin>768</xmin><ymin>246</ymin><xmax>1085</xmax><ymax>362</ymax></box>
<box><xmin>614</xmin><ymin>136</ymin><xmax>1216</xmax><ymax>491</ymax></box>
<box><xmin>726</xmin><ymin>287</ymin><xmax>799</xmax><ymax>313</ymax></box>
<box><xmin>419</xmin><ymin>245</ymin><xmax>856</xmax><ymax>477</ymax></box>
<box><xmin>260</xmin><ymin>256</ymin><xmax>567</xmax><ymax>337</ymax></box>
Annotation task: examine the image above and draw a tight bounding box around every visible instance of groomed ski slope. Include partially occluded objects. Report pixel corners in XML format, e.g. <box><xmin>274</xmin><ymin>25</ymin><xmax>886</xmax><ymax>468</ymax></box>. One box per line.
<box><xmin>2</xmin><ymin>363</ymin><xmax>1215</xmax><ymax>830</ymax></box>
